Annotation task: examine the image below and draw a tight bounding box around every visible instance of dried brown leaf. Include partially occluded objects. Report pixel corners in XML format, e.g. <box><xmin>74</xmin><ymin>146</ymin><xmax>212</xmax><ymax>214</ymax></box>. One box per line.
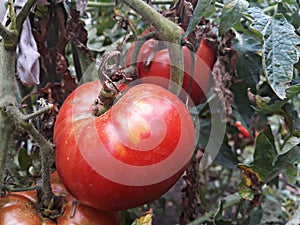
<box><xmin>212</xmin><ymin>29</ymin><xmax>237</xmax><ymax>118</ymax></box>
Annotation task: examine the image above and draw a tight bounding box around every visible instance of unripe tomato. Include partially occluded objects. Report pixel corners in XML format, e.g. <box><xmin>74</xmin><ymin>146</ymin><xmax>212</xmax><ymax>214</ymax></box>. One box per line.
<box><xmin>125</xmin><ymin>35</ymin><xmax>217</xmax><ymax>105</ymax></box>
<box><xmin>54</xmin><ymin>81</ymin><xmax>195</xmax><ymax>211</ymax></box>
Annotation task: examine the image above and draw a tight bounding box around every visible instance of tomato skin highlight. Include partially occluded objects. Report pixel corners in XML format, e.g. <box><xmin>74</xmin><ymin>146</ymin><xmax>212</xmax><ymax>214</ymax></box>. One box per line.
<box><xmin>54</xmin><ymin>81</ymin><xmax>195</xmax><ymax>211</ymax></box>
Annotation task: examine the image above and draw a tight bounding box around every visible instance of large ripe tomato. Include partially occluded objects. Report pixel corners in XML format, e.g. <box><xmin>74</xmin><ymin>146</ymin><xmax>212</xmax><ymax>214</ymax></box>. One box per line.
<box><xmin>54</xmin><ymin>81</ymin><xmax>195</xmax><ymax>211</ymax></box>
<box><xmin>125</xmin><ymin>36</ymin><xmax>217</xmax><ymax>105</ymax></box>
<box><xmin>0</xmin><ymin>172</ymin><xmax>119</xmax><ymax>225</ymax></box>
<box><xmin>0</xmin><ymin>194</ymin><xmax>42</xmax><ymax>225</ymax></box>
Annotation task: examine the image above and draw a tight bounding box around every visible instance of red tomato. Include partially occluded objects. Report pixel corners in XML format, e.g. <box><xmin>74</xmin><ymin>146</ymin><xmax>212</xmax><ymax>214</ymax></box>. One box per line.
<box><xmin>235</xmin><ymin>121</ymin><xmax>251</xmax><ymax>139</ymax></box>
<box><xmin>0</xmin><ymin>194</ymin><xmax>42</xmax><ymax>225</ymax></box>
<box><xmin>125</xmin><ymin>37</ymin><xmax>217</xmax><ymax>105</ymax></box>
<box><xmin>0</xmin><ymin>172</ymin><xmax>119</xmax><ymax>225</ymax></box>
<box><xmin>54</xmin><ymin>81</ymin><xmax>195</xmax><ymax>211</ymax></box>
<box><xmin>197</xmin><ymin>38</ymin><xmax>218</xmax><ymax>69</ymax></box>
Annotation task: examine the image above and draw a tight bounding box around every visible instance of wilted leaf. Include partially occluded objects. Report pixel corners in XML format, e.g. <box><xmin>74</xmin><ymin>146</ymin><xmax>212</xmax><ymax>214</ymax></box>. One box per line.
<box><xmin>131</xmin><ymin>209</ymin><xmax>153</xmax><ymax>225</ymax></box>
<box><xmin>247</xmin><ymin>7</ymin><xmax>300</xmax><ymax>99</ymax></box>
<box><xmin>183</xmin><ymin>0</ymin><xmax>212</xmax><ymax>39</ymax></box>
<box><xmin>219</xmin><ymin>0</ymin><xmax>249</xmax><ymax>35</ymax></box>
<box><xmin>238</xmin><ymin>164</ymin><xmax>263</xmax><ymax>200</ymax></box>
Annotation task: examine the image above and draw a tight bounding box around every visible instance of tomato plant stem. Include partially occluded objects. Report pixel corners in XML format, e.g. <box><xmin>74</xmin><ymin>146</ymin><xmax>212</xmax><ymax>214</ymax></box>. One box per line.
<box><xmin>0</xmin><ymin>45</ymin><xmax>17</xmax><ymax>193</ymax></box>
<box><xmin>187</xmin><ymin>194</ymin><xmax>242</xmax><ymax>225</ymax></box>
<box><xmin>121</xmin><ymin>0</ymin><xmax>184</xmax><ymax>92</ymax></box>
<box><xmin>0</xmin><ymin>2</ymin><xmax>56</xmax><ymax>213</ymax></box>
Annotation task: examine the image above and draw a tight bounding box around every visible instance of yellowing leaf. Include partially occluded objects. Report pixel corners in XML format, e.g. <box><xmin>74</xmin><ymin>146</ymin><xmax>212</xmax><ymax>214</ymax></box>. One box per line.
<box><xmin>131</xmin><ymin>208</ymin><xmax>153</xmax><ymax>225</ymax></box>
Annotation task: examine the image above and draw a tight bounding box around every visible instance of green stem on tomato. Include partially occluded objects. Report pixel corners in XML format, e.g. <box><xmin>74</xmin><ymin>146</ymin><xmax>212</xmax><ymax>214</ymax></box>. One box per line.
<box><xmin>121</xmin><ymin>0</ymin><xmax>184</xmax><ymax>94</ymax></box>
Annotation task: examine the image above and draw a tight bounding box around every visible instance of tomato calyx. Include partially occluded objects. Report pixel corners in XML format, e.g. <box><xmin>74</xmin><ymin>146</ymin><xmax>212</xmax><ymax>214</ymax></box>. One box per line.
<box><xmin>93</xmin><ymin>51</ymin><xmax>133</xmax><ymax>117</ymax></box>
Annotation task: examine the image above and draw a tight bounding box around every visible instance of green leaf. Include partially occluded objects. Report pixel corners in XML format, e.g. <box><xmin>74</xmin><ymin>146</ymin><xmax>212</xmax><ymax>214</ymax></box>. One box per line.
<box><xmin>254</xmin><ymin>99</ymin><xmax>287</xmax><ymax>114</ymax></box>
<box><xmin>233</xmin><ymin>34</ymin><xmax>262</xmax><ymax>122</ymax></box>
<box><xmin>284</xmin><ymin>164</ymin><xmax>297</xmax><ymax>185</ymax></box>
<box><xmin>260</xmin><ymin>193</ymin><xmax>284</xmax><ymax>224</ymax></box>
<box><xmin>18</xmin><ymin>148</ymin><xmax>32</xmax><ymax>170</ymax></box>
<box><xmin>254</xmin><ymin>84</ymin><xmax>300</xmax><ymax>114</ymax></box>
<box><xmin>251</xmin><ymin>130</ymin><xmax>300</xmax><ymax>183</ymax></box>
<box><xmin>236</xmin><ymin>123</ymin><xmax>298</xmax><ymax>186</ymax></box>
<box><xmin>219</xmin><ymin>0</ymin><xmax>249</xmax><ymax>35</ymax></box>
<box><xmin>234</xmin><ymin>34</ymin><xmax>262</xmax><ymax>92</ymax></box>
<box><xmin>214</xmin><ymin>143</ymin><xmax>240</xmax><ymax>169</ymax></box>
<box><xmin>183</xmin><ymin>0</ymin><xmax>212</xmax><ymax>39</ymax></box>
<box><xmin>286</xmin><ymin>205</ymin><xmax>300</xmax><ymax>225</ymax></box>
<box><xmin>248</xmin><ymin>207</ymin><xmax>263</xmax><ymax>225</ymax></box>
<box><xmin>286</xmin><ymin>83</ymin><xmax>300</xmax><ymax>99</ymax></box>
<box><xmin>280</xmin><ymin>136</ymin><xmax>300</xmax><ymax>155</ymax></box>
<box><xmin>247</xmin><ymin>7</ymin><xmax>300</xmax><ymax>99</ymax></box>
<box><xmin>252</xmin><ymin>132</ymin><xmax>277</xmax><ymax>181</ymax></box>
<box><xmin>238</xmin><ymin>184</ymin><xmax>254</xmax><ymax>200</ymax></box>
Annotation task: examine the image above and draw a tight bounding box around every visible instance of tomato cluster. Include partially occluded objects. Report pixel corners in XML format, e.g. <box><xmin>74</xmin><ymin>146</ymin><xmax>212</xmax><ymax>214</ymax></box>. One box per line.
<box><xmin>53</xmin><ymin>26</ymin><xmax>217</xmax><ymax>212</ymax></box>
<box><xmin>0</xmin><ymin>173</ymin><xmax>119</xmax><ymax>225</ymax></box>
<box><xmin>125</xmin><ymin>32</ymin><xmax>217</xmax><ymax>105</ymax></box>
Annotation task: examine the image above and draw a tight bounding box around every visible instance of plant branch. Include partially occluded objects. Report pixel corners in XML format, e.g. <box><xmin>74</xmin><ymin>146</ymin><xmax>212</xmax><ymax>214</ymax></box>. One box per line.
<box><xmin>6</xmin><ymin>185</ymin><xmax>37</xmax><ymax>192</ymax></box>
<box><xmin>0</xmin><ymin>114</ymin><xmax>14</xmax><ymax>193</ymax></box>
<box><xmin>187</xmin><ymin>194</ymin><xmax>242</xmax><ymax>225</ymax></box>
<box><xmin>122</xmin><ymin>0</ymin><xmax>182</xmax><ymax>43</ymax></box>
<box><xmin>5</xmin><ymin>104</ymin><xmax>54</xmax><ymax>202</ymax></box>
<box><xmin>16</xmin><ymin>0</ymin><xmax>38</xmax><ymax>35</ymax></box>
<box><xmin>0</xmin><ymin>44</ymin><xmax>17</xmax><ymax>193</ymax></box>
<box><xmin>23</xmin><ymin>103</ymin><xmax>54</xmax><ymax>121</ymax></box>
<box><xmin>0</xmin><ymin>23</ymin><xmax>16</xmax><ymax>41</ymax></box>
